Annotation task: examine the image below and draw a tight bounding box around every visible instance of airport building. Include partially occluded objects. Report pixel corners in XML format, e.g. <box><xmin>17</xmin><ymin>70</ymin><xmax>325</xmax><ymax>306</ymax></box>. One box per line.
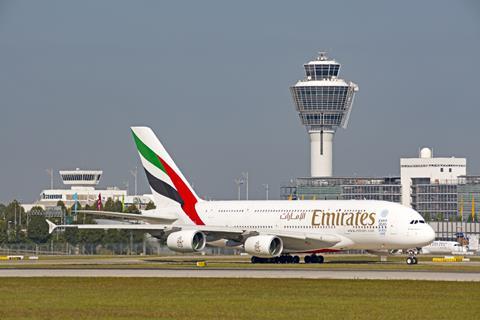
<box><xmin>281</xmin><ymin>147</ymin><xmax>477</xmax><ymax>221</ymax></box>
<box><xmin>37</xmin><ymin>169</ymin><xmax>127</xmax><ymax>207</ymax></box>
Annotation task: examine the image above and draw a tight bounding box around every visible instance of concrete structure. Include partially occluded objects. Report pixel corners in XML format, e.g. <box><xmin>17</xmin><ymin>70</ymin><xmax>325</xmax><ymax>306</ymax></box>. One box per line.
<box><xmin>290</xmin><ymin>52</ymin><xmax>358</xmax><ymax>177</ymax></box>
<box><xmin>37</xmin><ymin>169</ymin><xmax>127</xmax><ymax>207</ymax></box>
<box><xmin>400</xmin><ymin>147</ymin><xmax>466</xmax><ymax>207</ymax></box>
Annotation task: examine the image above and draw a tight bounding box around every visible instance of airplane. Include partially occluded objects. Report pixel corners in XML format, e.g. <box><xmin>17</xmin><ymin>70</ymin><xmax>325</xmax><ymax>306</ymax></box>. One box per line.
<box><xmin>421</xmin><ymin>240</ymin><xmax>467</xmax><ymax>255</ymax></box>
<box><xmin>47</xmin><ymin>126</ymin><xmax>435</xmax><ymax>265</ymax></box>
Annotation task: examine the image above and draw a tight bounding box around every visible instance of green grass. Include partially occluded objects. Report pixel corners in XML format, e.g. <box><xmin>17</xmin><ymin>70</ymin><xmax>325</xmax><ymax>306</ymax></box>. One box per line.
<box><xmin>0</xmin><ymin>278</ymin><xmax>479</xmax><ymax>319</ymax></box>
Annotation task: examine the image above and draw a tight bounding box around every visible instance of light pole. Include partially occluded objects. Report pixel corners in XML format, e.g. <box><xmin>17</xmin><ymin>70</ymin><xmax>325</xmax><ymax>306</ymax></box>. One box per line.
<box><xmin>263</xmin><ymin>184</ymin><xmax>269</xmax><ymax>200</ymax></box>
<box><xmin>234</xmin><ymin>178</ymin><xmax>244</xmax><ymax>200</ymax></box>
<box><xmin>242</xmin><ymin>172</ymin><xmax>249</xmax><ymax>200</ymax></box>
<box><xmin>46</xmin><ymin>169</ymin><xmax>53</xmax><ymax>189</ymax></box>
<box><xmin>130</xmin><ymin>166</ymin><xmax>138</xmax><ymax>195</ymax></box>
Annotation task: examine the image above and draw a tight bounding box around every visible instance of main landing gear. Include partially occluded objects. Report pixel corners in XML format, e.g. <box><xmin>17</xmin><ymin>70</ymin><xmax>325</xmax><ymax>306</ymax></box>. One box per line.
<box><xmin>406</xmin><ymin>249</ymin><xmax>418</xmax><ymax>265</ymax></box>
<box><xmin>304</xmin><ymin>254</ymin><xmax>324</xmax><ymax>264</ymax></box>
<box><xmin>251</xmin><ymin>255</ymin><xmax>301</xmax><ymax>264</ymax></box>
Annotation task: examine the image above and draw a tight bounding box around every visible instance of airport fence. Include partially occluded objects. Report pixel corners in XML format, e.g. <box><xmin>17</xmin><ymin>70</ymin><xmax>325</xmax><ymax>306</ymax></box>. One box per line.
<box><xmin>0</xmin><ymin>242</ymin><xmax>240</xmax><ymax>256</ymax></box>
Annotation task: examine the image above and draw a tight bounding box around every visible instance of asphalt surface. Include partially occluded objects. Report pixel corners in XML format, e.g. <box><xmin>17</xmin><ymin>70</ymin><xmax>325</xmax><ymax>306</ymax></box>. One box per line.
<box><xmin>1</xmin><ymin>268</ymin><xmax>479</xmax><ymax>281</ymax></box>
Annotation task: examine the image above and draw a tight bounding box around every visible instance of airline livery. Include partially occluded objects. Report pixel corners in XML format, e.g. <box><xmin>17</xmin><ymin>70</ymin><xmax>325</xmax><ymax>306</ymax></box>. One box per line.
<box><xmin>47</xmin><ymin>127</ymin><xmax>435</xmax><ymax>265</ymax></box>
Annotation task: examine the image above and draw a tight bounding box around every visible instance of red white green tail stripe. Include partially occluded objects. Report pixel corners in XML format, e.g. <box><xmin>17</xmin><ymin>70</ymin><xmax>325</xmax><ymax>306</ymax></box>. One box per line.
<box><xmin>131</xmin><ymin>127</ymin><xmax>204</xmax><ymax>225</ymax></box>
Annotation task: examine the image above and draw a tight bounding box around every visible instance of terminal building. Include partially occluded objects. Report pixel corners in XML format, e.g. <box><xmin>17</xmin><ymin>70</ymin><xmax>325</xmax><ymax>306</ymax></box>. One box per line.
<box><xmin>281</xmin><ymin>147</ymin><xmax>477</xmax><ymax>221</ymax></box>
<box><xmin>37</xmin><ymin>169</ymin><xmax>127</xmax><ymax>207</ymax></box>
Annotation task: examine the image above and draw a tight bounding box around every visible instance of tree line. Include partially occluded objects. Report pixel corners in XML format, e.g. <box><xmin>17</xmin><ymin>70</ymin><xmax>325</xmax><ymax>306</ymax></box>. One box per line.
<box><xmin>0</xmin><ymin>198</ymin><xmax>156</xmax><ymax>254</ymax></box>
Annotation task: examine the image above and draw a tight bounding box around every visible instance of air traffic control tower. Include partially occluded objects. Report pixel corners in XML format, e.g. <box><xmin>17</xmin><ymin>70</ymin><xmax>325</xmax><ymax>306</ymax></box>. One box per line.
<box><xmin>290</xmin><ymin>52</ymin><xmax>358</xmax><ymax>177</ymax></box>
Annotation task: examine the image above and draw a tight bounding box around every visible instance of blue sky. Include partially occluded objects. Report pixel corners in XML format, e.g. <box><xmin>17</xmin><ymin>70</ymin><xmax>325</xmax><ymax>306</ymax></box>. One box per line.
<box><xmin>1</xmin><ymin>0</ymin><xmax>479</xmax><ymax>202</ymax></box>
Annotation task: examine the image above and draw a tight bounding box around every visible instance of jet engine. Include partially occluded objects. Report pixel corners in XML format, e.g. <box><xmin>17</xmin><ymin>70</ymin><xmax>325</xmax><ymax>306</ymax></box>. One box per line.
<box><xmin>244</xmin><ymin>235</ymin><xmax>283</xmax><ymax>257</ymax></box>
<box><xmin>166</xmin><ymin>230</ymin><xmax>206</xmax><ymax>253</ymax></box>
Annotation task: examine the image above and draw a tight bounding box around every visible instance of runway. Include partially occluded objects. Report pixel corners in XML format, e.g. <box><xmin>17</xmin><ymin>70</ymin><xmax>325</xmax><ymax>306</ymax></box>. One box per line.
<box><xmin>1</xmin><ymin>268</ymin><xmax>479</xmax><ymax>281</ymax></box>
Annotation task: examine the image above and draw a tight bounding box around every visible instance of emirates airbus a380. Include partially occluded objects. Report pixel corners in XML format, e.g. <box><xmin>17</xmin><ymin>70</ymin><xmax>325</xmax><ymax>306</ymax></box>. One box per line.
<box><xmin>47</xmin><ymin>127</ymin><xmax>435</xmax><ymax>265</ymax></box>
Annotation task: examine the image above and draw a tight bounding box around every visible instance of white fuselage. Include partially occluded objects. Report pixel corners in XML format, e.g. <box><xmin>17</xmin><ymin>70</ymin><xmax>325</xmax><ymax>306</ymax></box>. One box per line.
<box><xmin>153</xmin><ymin>200</ymin><xmax>435</xmax><ymax>253</ymax></box>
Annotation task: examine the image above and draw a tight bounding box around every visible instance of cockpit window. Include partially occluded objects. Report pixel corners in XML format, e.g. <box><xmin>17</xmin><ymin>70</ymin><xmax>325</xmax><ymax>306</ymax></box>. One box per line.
<box><xmin>419</xmin><ymin>220</ymin><xmax>425</xmax><ymax>224</ymax></box>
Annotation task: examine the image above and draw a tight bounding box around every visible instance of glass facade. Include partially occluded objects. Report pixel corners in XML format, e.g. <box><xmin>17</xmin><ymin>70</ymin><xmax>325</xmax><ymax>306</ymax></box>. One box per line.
<box><xmin>304</xmin><ymin>63</ymin><xmax>340</xmax><ymax>80</ymax></box>
<box><xmin>281</xmin><ymin>177</ymin><xmax>402</xmax><ymax>202</ymax></box>
<box><xmin>291</xmin><ymin>54</ymin><xmax>358</xmax><ymax>132</ymax></box>
<box><xmin>411</xmin><ymin>183</ymin><xmax>458</xmax><ymax>220</ymax></box>
<box><xmin>457</xmin><ymin>176</ymin><xmax>480</xmax><ymax>222</ymax></box>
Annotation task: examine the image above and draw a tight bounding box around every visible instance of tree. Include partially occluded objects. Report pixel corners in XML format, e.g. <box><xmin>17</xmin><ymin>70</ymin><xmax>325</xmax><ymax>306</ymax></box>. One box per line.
<box><xmin>27</xmin><ymin>215</ymin><xmax>50</xmax><ymax>244</ymax></box>
<box><xmin>56</xmin><ymin>200</ymin><xmax>67</xmax><ymax>212</ymax></box>
<box><xmin>0</xmin><ymin>203</ymin><xmax>6</xmax><ymax>219</ymax></box>
<box><xmin>0</xmin><ymin>219</ymin><xmax>8</xmax><ymax>244</ymax></box>
<box><xmin>125</xmin><ymin>204</ymin><xmax>140</xmax><ymax>214</ymax></box>
<box><xmin>103</xmin><ymin>198</ymin><xmax>115</xmax><ymax>212</ymax></box>
<box><xmin>64</xmin><ymin>227</ymin><xmax>78</xmax><ymax>245</ymax></box>
<box><xmin>4</xmin><ymin>200</ymin><xmax>26</xmax><ymax>227</ymax></box>
<box><xmin>145</xmin><ymin>201</ymin><xmax>156</xmax><ymax>210</ymax></box>
<box><xmin>113</xmin><ymin>200</ymin><xmax>124</xmax><ymax>213</ymax></box>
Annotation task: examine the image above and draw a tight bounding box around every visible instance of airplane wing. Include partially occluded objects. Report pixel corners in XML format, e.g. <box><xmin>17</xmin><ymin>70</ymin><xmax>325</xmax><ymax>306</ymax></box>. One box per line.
<box><xmin>46</xmin><ymin>220</ymin><xmax>341</xmax><ymax>249</ymax></box>
<box><xmin>76</xmin><ymin>210</ymin><xmax>177</xmax><ymax>224</ymax></box>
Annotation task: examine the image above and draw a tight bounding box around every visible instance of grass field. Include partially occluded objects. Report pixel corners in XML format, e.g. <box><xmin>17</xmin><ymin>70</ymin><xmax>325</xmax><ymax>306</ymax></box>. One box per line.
<box><xmin>0</xmin><ymin>278</ymin><xmax>479</xmax><ymax>320</ymax></box>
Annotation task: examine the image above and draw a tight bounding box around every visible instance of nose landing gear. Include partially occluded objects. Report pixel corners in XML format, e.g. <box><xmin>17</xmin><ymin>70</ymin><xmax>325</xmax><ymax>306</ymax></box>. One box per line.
<box><xmin>406</xmin><ymin>249</ymin><xmax>418</xmax><ymax>265</ymax></box>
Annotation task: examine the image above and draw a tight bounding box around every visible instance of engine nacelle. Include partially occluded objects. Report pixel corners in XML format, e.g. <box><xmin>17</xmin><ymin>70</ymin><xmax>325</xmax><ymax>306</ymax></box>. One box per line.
<box><xmin>244</xmin><ymin>235</ymin><xmax>283</xmax><ymax>258</ymax></box>
<box><xmin>166</xmin><ymin>230</ymin><xmax>206</xmax><ymax>253</ymax></box>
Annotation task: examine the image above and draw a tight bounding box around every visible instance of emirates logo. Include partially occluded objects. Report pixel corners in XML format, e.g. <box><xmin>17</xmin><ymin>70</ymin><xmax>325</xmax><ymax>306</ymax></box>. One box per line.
<box><xmin>254</xmin><ymin>241</ymin><xmax>261</xmax><ymax>253</ymax></box>
<box><xmin>177</xmin><ymin>236</ymin><xmax>184</xmax><ymax>248</ymax></box>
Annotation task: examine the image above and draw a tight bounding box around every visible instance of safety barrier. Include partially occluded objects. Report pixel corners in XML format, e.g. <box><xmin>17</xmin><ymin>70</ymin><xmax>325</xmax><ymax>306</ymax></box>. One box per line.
<box><xmin>432</xmin><ymin>256</ymin><xmax>466</xmax><ymax>262</ymax></box>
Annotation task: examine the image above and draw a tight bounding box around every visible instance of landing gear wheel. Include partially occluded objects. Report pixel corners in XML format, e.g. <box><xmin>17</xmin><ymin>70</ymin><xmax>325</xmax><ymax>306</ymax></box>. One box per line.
<box><xmin>311</xmin><ymin>254</ymin><xmax>319</xmax><ymax>263</ymax></box>
<box><xmin>251</xmin><ymin>256</ymin><xmax>258</xmax><ymax>264</ymax></box>
<box><xmin>317</xmin><ymin>255</ymin><xmax>324</xmax><ymax>264</ymax></box>
<box><xmin>412</xmin><ymin>257</ymin><xmax>418</xmax><ymax>265</ymax></box>
<box><xmin>406</xmin><ymin>257</ymin><xmax>413</xmax><ymax>265</ymax></box>
<box><xmin>304</xmin><ymin>255</ymin><xmax>311</xmax><ymax>264</ymax></box>
<box><xmin>293</xmin><ymin>256</ymin><xmax>300</xmax><ymax>264</ymax></box>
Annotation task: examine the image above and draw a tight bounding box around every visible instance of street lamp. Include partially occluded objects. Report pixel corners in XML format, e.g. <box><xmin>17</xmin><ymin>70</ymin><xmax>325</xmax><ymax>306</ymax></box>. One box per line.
<box><xmin>262</xmin><ymin>184</ymin><xmax>269</xmax><ymax>200</ymax></box>
<box><xmin>234</xmin><ymin>178</ymin><xmax>244</xmax><ymax>200</ymax></box>
<box><xmin>130</xmin><ymin>166</ymin><xmax>138</xmax><ymax>195</ymax></box>
<box><xmin>241</xmin><ymin>172</ymin><xmax>249</xmax><ymax>200</ymax></box>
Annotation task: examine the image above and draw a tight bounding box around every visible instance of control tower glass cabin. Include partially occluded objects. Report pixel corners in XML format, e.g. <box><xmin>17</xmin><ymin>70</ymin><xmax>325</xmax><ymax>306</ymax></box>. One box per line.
<box><xmin>290</xmin><ymin>52</ymin><xmax>359</xmax><ymax>177</ymax></box>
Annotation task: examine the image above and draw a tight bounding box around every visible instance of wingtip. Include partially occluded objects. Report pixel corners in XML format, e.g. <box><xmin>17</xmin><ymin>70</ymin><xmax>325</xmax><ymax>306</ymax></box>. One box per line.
<box><xmin>46</xmin><ymin>219</ymin><xmax>57</xmax><ymax>234</ymax></box>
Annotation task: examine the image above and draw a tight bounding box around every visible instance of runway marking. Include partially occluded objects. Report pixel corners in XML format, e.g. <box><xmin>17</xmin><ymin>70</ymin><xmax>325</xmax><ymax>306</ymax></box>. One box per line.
<box><xmin>1</xmin><ymin>268</ymin><xmax>479</xmax><ymax>281</ymax></box>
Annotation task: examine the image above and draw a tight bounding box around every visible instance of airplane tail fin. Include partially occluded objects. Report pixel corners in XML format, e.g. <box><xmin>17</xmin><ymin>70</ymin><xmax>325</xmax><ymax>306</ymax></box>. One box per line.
<box><xmin>131</xmin><ymin>127</ymin><xmax>204</xmax><ymax>225</ymax></box>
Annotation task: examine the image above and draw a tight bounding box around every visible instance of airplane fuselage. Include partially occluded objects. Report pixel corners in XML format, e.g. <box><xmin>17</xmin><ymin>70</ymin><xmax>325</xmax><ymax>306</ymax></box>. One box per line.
<box><xmin>157</xmin><ymin>200</ymin><xmax>436</xmax><ymax>253</ymax></box>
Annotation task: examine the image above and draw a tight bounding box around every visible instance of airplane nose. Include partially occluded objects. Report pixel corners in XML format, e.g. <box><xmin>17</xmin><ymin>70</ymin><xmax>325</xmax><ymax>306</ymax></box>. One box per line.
<box><xmin>424</xmin><ymin>225</ymin><xmax>435</xmax><ymax>244</ymax></box>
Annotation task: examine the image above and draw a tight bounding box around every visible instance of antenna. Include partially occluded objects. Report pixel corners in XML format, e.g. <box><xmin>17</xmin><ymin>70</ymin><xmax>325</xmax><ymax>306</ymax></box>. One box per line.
<box><xmin>46</xmin><ymin>169</ymin><xmax>53</xmax><ymax>189</ymax></box>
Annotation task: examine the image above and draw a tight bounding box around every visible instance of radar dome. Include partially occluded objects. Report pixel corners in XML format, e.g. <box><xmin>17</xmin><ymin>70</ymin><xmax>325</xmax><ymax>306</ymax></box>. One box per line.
<box><xmin>420</xmin><ymin>147</ymin><xmax>432</xmax><ymax>159</ymax></box>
